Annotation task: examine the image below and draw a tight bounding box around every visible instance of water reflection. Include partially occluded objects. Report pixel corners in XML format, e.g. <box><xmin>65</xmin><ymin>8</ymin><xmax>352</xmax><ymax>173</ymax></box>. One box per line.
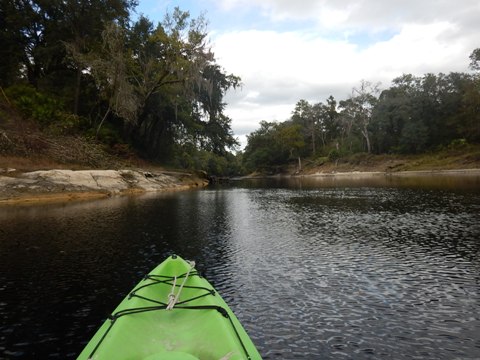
<box><xmin>1</xmin><ymin>175</ymin><xmax>479</xmax><ymax>359</ymax></box>
<box><xmin>221</xmin><ymin>181</ymin><xmax>480</xmax><ymax>359</ymax></box>
<box><xmin>236</xmin><ymin>172</ymin><xmax>480</xmax><ymax>191</ymax></box>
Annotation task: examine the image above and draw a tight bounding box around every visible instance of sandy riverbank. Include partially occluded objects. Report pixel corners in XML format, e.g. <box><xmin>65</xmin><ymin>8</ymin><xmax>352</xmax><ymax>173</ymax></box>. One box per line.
<box><xmin>0</xmin><ymin>169</ymin><xmax>208</xmax><ymax>205</ymax></box>
<box><xmin>306</xmin><ymin>168</ymin><xmax>480</xmax><ymax>178</ymax></box>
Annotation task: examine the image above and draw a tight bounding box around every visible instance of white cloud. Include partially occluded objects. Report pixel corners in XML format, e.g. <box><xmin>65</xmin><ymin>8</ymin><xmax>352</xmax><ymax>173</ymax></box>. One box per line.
<box><xmin>214</xmin><ymin>0</ymin><xmax>480</xmax><ymax>33</ymax></box>
<box><xmin>360</xmin><ymin>22</ymin><xmax>467</xmax><ymax>78</ymax></box>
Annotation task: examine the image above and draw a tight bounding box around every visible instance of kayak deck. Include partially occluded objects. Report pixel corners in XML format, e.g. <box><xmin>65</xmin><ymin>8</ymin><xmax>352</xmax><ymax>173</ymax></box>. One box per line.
<box><xmin>77</xmin><ymin>255</ymin><xmax>261</xmax><ymax>360</ymax></box>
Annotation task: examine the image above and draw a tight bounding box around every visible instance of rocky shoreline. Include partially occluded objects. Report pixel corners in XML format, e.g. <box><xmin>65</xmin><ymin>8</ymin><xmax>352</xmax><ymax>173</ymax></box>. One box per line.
<box><xmin>0</xmin><ymin>169</ymin><xmax>208</xmax><ymax>205</ymax></box>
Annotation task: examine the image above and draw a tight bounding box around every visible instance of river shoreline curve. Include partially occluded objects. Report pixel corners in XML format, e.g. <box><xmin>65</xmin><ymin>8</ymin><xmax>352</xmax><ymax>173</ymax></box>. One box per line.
<box><xmin>0</xmin><ymin>169</ymin><xmax>208</xmax><ymax>205</ymax></box>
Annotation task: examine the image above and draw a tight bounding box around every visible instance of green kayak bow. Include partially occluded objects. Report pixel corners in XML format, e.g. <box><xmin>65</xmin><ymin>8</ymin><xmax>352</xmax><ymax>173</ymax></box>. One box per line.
<box><xmin>77</xmin><ymin>255</ymin><xmax>262</xmax><ymax>360</ymax></box>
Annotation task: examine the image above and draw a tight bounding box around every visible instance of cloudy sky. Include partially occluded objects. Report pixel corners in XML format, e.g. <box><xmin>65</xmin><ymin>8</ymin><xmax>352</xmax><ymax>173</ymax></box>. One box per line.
<box><xmin>136</xmin><ymin>0</ymin><xmax>479</xmax><ymax>147</ymax></box>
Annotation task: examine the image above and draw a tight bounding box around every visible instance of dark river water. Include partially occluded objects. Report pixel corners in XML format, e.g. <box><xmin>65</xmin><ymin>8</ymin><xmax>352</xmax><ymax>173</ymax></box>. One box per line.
<box><xmin>1</xmin><ymin>174</ymin><xmax>479</xmax><ymax>359</ymax></box>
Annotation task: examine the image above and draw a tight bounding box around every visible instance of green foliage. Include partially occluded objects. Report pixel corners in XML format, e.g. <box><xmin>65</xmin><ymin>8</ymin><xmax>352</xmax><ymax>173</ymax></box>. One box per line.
<box><xmin>448</xmin><ymin>138</ymin><xmax>468</xmax><ymax>149</ymax></box>
<box><xmin>0</xmin><ymin>0</ymin><xmax>27</xmax><ymax>86</ymax></box>
<box><xmin>90</xmin><ymin>123</ymin><xmax>123</xmax><ymax>146</ymax></box>
<box><xmin>398</xmin><ymin>119</ymin><xmax>429</xmax><ymax>154</ymax></box>
<box><xmin>328</xmin><ymin>149</ymin><xmax>340</xmax><ymax>162</ymax></box>
<box><xmin>242</xmin><ymin>120</ymin><xmax>306</xmax><ymax>172</ymax></box>
<box><xmin>313</xmin><ymin>156</ymin><xmax>329</xmax><ymax>166</ymax></box>
<box><xmin>47</xmin><ymin>113</ymin><xmax>85</xmax><ymax>135</ymax></box>
<box><xmin>291</xmin><ymin>98</ymin><xmax>340</xmax><ymax>156</ymax></box>
<box><xmin>469</xmin><ymin>48</ymin><xmax>480</xmax><ymax>71</ymax></box>
<box><xmin>5</xmin><ymin>85</ymin><xmax>62</xmax><ymax>125</ymax></box>
<box><xmin>171</xmin><ymin>145</ymin><xmax>243</xmax><ymax>176</ymax></box>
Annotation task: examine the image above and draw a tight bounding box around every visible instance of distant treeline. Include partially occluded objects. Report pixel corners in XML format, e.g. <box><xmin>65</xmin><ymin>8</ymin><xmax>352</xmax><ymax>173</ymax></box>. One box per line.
<box><xmin>1</xmin><ymin>1</ymin><xmax>240</xmax><ymax>172</ymax></box>
<box><xmin>243</xmin><ymin>50</ymin><xmax>480</xmax><ymax>173</ymax></box>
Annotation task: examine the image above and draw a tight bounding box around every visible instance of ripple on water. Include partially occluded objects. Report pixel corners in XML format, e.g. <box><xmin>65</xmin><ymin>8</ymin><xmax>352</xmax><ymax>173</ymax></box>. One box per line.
<box><xmin>206</xmin><ymin>186</ymin><xmax>480</xmax><ymax>359</ymax></box>
<box><xmin>0</xmin><ymin>184</ymin><xmax>479</xmax><ymax>359</ymax></box>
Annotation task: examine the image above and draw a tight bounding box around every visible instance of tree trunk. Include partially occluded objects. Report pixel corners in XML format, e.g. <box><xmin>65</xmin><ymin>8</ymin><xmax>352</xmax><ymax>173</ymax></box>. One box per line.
<box><xmin>361</xmin><ymin>126</ymin><xmax>371</xmax><ymax>153</ymax></box>
<box><xmin>73</xmin><ymin>67</ymin><xmax>82</xmax><ymax>115</ymax></box>
<box><xmin>311</xmin><ymin>129</ymin><xmax>316</xmax><ymax>156</ymax></box>
<box><xmin>96</xmin><ymin>108</ymin><xmax>111</xmax><ymax>140</ymax></box>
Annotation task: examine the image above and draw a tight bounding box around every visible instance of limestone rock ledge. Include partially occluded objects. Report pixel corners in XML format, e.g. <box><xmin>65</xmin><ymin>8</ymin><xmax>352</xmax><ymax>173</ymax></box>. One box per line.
<box><xmin>0</xmin><ymin>169</ymin><xmax>208</xmax><ymax>204</ymax></box>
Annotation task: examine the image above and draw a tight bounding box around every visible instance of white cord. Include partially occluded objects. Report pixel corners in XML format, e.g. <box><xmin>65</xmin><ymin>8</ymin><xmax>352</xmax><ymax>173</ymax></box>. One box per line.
<box><xmin>166</xmin><ymin>276</ymin><xmax>177</xmax><ymax>309</ymax></box>
<box><xmin>166</xmin><ymin>261</ymin><xmax>195</xmax><ymax>310</ymax></box>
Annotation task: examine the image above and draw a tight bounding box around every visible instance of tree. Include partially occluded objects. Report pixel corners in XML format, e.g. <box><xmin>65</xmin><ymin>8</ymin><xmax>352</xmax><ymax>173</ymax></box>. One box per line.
<box><xmin>459</xmin><ymin>79</ymin><xmax>480</xmax><ymax>142</ymax></box>
<box><xmin>129</xmin><ymin>10</ymin><xmax>240</xmax><ymax>158</ymax></box>
<box><xmin>460</xmin><ymin>49</ymin><xmax>480</xmax><ymax>142</ymax></box>
<box><xmin>9</xmin><ymin>0</ymin><xmax>135</xmax><ymax>112</ymax></box>
<box><xmin>243</xmin><ymin>121</ymin><xmax>277</xmax><ymax>170</ymax></box>
<box><xmin>324</xmin><ymin>95</ymin><xmax>340</xmax><ymax>144</ymax></box>
<box><xmin>337</xmin><ymin>97</ymin><xmax>362</xmax><ymax>152</ymax></box>
<box><xmin>243</xmin><ymin>120</ymin><xmax>306</xmax><ymax>172</ymax></box>
<box><xmin>350</xmin><ymin>80</ymin><xmax>380</xmax><ymax>153</ymax></box>
<box><xmin>312</xmin><ymin>96</ymin><xmax>339</xmax><ymax>150</ymax></box>
<box><xmin>67</xmin><ymin>22</ymin><xmax>138</xmax><ymax>138</ymax></box>
<box><xmin>60</xmin><ymin>0</ymin><xmax>135</xmax><ymax>114</ymax></box>
<box><xmin>469</xmin><ymin>48</ymin><xmax>480</xmax><ymax>71</ymax></box>
<box><xmin>370</xmin><ymin>87</ymin><xmax>411</xmax><ymax>153</ymax></box>
<box><xmin>0</xmin><ymin>0</ymin><xmax>29</xmax><ymax>86</ymax></box>
<box><xmin>399</xmin><ymin>118</ymin><xmax>428</xmax><ymax>153</ymax></box>
<box><xmin>291</xmin><ymin>99</ymin><xmax>316</xmax><ymax>156</ymax></box>
<box><xmin>0</xmin><ymin>0</ymin><xmax>45</xmax><ymax>87</ymax></box>
<box><xmin>66</xmin><ymin>8</ymin><xmax>240</xmax><ymax>158</ymax></box>
<box><xmin>193</xmin><ymin>64</ymin><xmax>241</xmax><ymax>154</ymax></box>
<box><xmin>275</xmin><ymin>122</ymin><xmax>305</xmax><ymax>170</ymax></box>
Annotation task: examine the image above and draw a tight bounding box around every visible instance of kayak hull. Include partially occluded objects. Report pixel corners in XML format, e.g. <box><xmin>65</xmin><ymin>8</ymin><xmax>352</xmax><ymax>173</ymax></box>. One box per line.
<box><xmin>77</xmin><ymin>255</ymin><xmax>261</xmax><ymax>360</ymax></box>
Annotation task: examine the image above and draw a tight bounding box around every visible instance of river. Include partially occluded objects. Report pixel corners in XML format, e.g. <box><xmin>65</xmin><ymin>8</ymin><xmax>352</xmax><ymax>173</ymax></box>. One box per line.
<box><xmin>1</xmin><ymin>174</ymin><xmax>479</xmax><ymax>359</ymax></box>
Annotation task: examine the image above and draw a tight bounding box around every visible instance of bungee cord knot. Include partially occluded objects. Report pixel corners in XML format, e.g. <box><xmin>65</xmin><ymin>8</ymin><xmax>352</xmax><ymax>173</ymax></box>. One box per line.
<box><xmin>166</xmin><ymin>276</ymin><xmax>178</xmax><ymax>309</ymax></box>
<box><xmin>166</xmin><ymin>260</ymin><xmax>195</xmax><ymax>310</ymax></box>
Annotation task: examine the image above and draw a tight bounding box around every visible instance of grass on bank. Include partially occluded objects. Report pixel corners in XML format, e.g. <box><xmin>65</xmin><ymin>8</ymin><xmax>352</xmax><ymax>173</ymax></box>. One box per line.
<box><xmin>295</xmin><ymin>144</ymin><xmax>480</xmax><ymax>175</ymax></box>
